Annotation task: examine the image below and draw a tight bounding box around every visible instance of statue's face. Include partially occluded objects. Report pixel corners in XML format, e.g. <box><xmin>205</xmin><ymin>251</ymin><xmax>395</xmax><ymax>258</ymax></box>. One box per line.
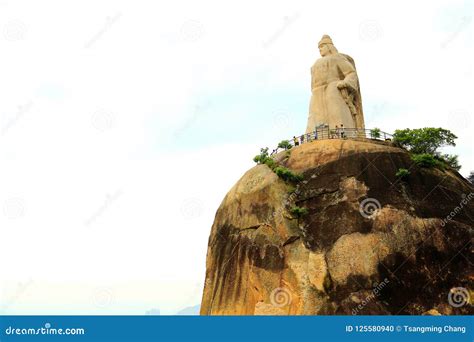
<box><xmin>319</xmin><ymin>44</ymin><xmax>330</xmax><ymax>57</ymax></box>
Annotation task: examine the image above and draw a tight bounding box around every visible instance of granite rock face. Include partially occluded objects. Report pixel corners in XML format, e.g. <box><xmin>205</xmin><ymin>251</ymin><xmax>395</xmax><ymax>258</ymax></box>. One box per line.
<box><xmin>200</xmin><ymin>139</ymin><xmax>473</xmax><ymax>315</ymax></box>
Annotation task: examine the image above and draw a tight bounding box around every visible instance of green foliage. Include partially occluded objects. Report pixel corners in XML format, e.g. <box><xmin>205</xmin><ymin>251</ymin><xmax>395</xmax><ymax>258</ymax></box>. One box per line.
<box><xmin>439</xmin><ymin>154</ymin><xmax>461</xmax><ymax>171</ymax></box>
<box><xmin>393</xmin><ymin>128</ymin><xmax>457</xmax><ymax>155</ymax></box>
<box><xmin>468</xmin><ymin>171</ymin><xmax>474</xmax><ymax>184</ymax></box>
<box><xmin>253</xmin><ymin>147</ymin><xmax>270</xmax><ymax>164</ymax></box>
<box><xmin>264</xmin><ymin>158</ymin><xmax>276</xmax><ymax>170</ymax></box>
<box><xmin>370</xmin><ymin>128</ymin><xmax>381</xmax><ymax>139</ymax></box>
<box><xmin>290</xmin><ymin>206</ymin><xmax>308</xmax><ymax>218</ymax></box>
<box><xmin>253</xmin><ymin>147</ymin><xmax>278</xmax><ymax>171</ymax></box>
<box><xmin>278</xmin><ymin>140</ymin><xmax>292</xmax><ymax>150</ymax></box>
<box><xmin>286</xmin><ymin>185</ymin><xmax>297</xmax><ymax>195</ymax></box>
<box><xmin>411</xmin><ymin>153</ymin><xmax>441</xmax><ymax>168</ymax></box>
<box><xmin>252</xmin><ymin>147</ymin><xmax>301</xmax><ymax>182</ymax></box>
<box><xmin>274</xmin><ymin>166</ymin><xmax>303</xmax><ymax>183</ymax></box>
<box><xmin>411</xmin><ymin>153</ymin><xmax>461</xmax><ymax>171</ymax></box>
<box><xmin>395</xmin><ymin>168</ymin><xmax>410</xmax><ymax>180</ymax></box>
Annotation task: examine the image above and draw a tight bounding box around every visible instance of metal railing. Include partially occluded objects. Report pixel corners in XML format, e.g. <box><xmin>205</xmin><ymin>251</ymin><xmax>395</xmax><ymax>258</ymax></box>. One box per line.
<box><xmin>270</xmin><ymin>128</ymin><xmax>393</xmax><ymax>156</ymax></box>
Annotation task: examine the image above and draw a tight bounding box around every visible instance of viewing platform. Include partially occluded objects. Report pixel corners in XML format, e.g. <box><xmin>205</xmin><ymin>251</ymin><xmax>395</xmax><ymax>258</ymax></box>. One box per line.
<box><xmin>270</xmin><ymin>128</ymin><xmax>393</xmax><ymax>156</ymax></box>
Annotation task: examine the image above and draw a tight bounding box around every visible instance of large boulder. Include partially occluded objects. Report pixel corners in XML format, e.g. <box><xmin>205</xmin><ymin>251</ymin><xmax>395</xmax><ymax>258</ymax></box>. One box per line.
<box><xmin>200</xmin><ymin>139</ymin><xmax>473</xmax><ymax>315</ymax></box>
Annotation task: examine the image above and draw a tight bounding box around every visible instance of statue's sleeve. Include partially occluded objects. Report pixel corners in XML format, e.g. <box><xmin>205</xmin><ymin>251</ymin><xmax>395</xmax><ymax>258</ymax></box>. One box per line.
<box><xmin>338</xmin><ymin>59</ymin><xmax>359</xmax><ymax>92</ymax></box>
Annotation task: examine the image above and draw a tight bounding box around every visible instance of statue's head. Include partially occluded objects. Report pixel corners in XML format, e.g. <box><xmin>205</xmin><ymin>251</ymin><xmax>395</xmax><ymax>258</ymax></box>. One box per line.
<box><xmin>318</xmin><ymin>35</ymin><xmax>338</xmax><ymax>57</ymax></box>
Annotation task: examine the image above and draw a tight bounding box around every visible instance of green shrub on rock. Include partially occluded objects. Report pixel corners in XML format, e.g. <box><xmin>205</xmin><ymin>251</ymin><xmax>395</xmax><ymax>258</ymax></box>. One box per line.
<box><xmin>411</xmin><ymin>153</ymin><xmax>440</xmax><ymax>168</ymax></box>
<box><xmin>274</xmin><ymin>166</ymin><xmax>303</xmax><ymax>183</ymax></box>
<box><xmin>290</xmin><ymin>206</ymin><xmax>308</xmax><ymax>218</ymax></box>
<box><xmin>278</xmin><ymin>140</ymin><xmax>293</xmax><ymax>150</ymax></box>
<box><xmin>395</xmin><ymin>168</ymin><xmax>410</xmax><ymax>180</ymax></box>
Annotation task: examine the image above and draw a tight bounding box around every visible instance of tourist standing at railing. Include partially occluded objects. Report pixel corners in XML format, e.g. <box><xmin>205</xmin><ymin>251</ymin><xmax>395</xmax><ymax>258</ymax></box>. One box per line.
<box><xmin>314</xmin><ymin>128</ymin><xmax>318</xmax><ymax>140</ymax></box>
<box><xmin>334</xmin><ymin>125</ymin><xmax>339</xmax><ymax>139</ymax></box>
<box><xmin>300</xmin><ymin>135</ymin><xmax>304</xmax><ymax>145</ymax></box>
<box><xmin>293</xmin><ymin>136</ymin><xmax>299</xmax><ymax>146</ymax></box>
<box><xmin>306</xmin><ymin>132</ymin><xmax>311</xmax><ymax>142</ymax></box>
<box><xmin>340</xmin><ymin>124</ymin><xmax>345</xmax><ymax>138</ymax></box>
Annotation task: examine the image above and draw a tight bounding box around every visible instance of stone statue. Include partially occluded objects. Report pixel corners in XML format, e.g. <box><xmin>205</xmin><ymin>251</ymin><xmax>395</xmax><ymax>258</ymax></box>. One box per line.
<box><xmin>306</xmin><ymin>35</ymin><xmax>365</xmax><ymax>133</ymax></box>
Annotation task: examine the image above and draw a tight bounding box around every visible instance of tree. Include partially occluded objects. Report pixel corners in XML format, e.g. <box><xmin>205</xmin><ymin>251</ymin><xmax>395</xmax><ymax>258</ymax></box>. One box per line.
<box><xmin>253</xmin><ymin>147</ymin><xmax>270</xmax><ymax>164</ymax></box>
<box><xmin>253</xmin><ymin>147</ymin><xmax>278</xmax><ymax>169</ymax></box>
<box><xmin>278</xmin><ymin>140</ymin><xmax>292</xmax><ymax>150</ymax></box>
<box><xmin>468</xmin><ymin>171</ymin><xmax>474</xmax><ymax>184</ymax></box>
<box><xmin>393</xmin><ymin>128</ymin><xmax>457</xmax><ymax>155</ymax></box>
<box><xmin>439</xmin><ymin>154</ymin><xmax>461</xmax><ymax>171</ymax></box>
<box><xmin>370</xmin><ymin>128</ymin><xmax>381</xmax><ymax>139</ymax></box>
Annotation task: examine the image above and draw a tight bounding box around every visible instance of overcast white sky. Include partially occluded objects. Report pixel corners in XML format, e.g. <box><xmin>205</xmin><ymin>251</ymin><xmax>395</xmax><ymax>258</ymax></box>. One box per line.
<box><xmin>0</xmin><ymin>0</ymin><xmax>472</xmax><ymax>314</ymax></box>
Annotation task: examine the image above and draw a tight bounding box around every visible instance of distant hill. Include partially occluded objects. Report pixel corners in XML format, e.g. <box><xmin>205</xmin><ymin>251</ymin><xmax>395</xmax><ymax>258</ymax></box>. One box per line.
<box><xmin>176</xmin><ymin>304</ymin><xmax>200</xmax><ymax>315</ymax></box>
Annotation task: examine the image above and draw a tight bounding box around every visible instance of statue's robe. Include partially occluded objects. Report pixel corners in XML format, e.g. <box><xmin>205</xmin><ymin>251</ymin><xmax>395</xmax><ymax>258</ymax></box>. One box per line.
<box><xmin>306</xmin><ymin>52</ymin><xmax>365</xmax><ymax>133</ymax></box>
